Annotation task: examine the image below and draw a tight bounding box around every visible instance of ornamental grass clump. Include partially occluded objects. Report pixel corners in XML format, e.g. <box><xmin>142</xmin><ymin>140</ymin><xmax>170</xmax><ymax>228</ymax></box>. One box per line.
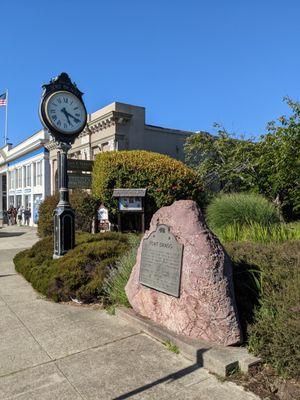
<box><xmin>216</xmin><ymin>221</ymin><xmax>300</xmax><ymax>243</ymax></box>
<box><xmin>104</xmin><ymin>234</ymin><xmax>141</xmax><ymax>307</ymax></box>
<box><xmin>206</xmin><ymin>193</ymin><xmax>280</xmax><ymax>231</ymax></box>
<box><xmin>92</xmin><ymin>150</ymin><xmax>204</xmax><ymax>223</ymax></box>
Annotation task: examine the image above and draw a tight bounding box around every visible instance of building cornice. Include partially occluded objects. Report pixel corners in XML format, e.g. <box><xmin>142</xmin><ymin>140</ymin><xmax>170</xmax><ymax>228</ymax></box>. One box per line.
<box><xmin>44</xmin><ymin>140</ymin><xmax>59</xmax><ymax>151</ymax></box>
<box><xmin>88</xmin><ymin>111</ymin><xmax>132</xmax><ymax>134</ymax></box>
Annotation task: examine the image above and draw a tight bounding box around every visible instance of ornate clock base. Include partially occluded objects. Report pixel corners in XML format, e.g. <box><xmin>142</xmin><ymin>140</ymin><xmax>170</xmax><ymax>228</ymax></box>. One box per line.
<box><xmin>52</xmin><ymin>142</ymin><xmax>75</xmax><ymax>259</ymax></box>
<box><xmin>53</xmin><ymin>205</ymin><xmax>75</xmax><ymax>259</ymax></box>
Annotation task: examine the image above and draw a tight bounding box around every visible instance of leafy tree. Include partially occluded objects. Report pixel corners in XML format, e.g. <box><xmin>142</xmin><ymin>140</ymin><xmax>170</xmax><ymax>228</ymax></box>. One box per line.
<box><xmin>184</xmin><ymin>98</ymin><xmax>300</xmax><ymax>220</ymax></box>
<box><xmin>256</xmin><ymin>98</ymin><xmax>300</xmax><ymax>219</ymax></box>
<box><xmin>184</xmin><ymin>126</ymin><xmax>259</xmax><ymax>195</ymax></box>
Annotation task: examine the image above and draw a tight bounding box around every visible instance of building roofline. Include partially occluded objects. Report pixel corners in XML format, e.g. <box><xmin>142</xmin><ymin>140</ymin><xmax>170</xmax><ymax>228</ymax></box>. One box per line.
<box><xmin>145</xmin><ymin>124</ymin><xmax>194</xmax><ymax>135</ymax></box>
<box><xmin>0</xmin><ymin>130</ymin><xmax>49</xmax><ymax>166</ymax></box>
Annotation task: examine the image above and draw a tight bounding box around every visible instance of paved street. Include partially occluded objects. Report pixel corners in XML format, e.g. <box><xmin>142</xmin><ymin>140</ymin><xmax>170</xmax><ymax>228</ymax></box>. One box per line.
<box><xmin>0</xmin><ymin>226</ymin><xmax>259</xmax><ymax>400</ymax></box>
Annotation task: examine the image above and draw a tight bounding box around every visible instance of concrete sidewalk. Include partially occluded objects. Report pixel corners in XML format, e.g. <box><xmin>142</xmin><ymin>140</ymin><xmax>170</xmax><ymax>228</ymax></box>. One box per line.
<box><xmin>0</xmin><ymin>226</ymin><xmax>259</xmax><ymax>400</ymax></box>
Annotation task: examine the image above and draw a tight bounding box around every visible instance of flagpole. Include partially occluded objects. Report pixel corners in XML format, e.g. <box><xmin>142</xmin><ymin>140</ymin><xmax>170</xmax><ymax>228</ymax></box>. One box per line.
<box><xmin>4</xmin><ymin>89</ymin><xmax>8</xmax><ymax>145</ymax></box>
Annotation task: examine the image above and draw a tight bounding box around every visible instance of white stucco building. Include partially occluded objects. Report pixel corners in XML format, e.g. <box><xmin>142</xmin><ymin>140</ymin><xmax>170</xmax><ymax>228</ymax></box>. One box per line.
<box><xmin>0</xmin><ymin>130</ymin><xmax>50</xmax><ymax>226</ymax></box>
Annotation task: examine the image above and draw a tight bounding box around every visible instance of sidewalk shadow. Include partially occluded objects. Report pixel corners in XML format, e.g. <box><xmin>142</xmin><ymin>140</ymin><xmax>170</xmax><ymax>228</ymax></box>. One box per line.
<box><xmin>0</xmin><ymin>232</ymin><xmax>26</xmax><ymax>238</ymax></box>
<box><xmin>113</xmin><ymin>348</ymin><xmax>209</xmax><ymax>400</ymax></box>
<box><xmin>0</xmin><ymin>274</ymin><xmax>16</xmax><ymax>278</ymax></box>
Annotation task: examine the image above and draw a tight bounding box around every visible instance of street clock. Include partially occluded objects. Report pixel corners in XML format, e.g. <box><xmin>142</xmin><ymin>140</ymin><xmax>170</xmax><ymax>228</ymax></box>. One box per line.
<box><xmin>39</xmin><ymin>72</ymin><xmax>87</xmax><ymax>143</ymax></box>
<box><xmin>39</xmin><ymin>72</ymin><xmax>87</xmax><ymax>258</ymax></box>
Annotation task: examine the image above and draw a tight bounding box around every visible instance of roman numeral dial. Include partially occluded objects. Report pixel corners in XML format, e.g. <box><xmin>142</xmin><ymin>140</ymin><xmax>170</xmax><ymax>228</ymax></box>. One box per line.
<box><xmin>45</xmin><ymin>90</ymin><xmax>86</xmax><ymax>134</ymax></box>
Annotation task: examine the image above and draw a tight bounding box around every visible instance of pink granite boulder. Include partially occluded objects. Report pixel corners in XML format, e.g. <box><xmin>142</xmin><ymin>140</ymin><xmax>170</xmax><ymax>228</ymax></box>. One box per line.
<box><xmin>125</xmin><ymin>200</ymin><xmax>242</xmax><ymax>346</ymax></box>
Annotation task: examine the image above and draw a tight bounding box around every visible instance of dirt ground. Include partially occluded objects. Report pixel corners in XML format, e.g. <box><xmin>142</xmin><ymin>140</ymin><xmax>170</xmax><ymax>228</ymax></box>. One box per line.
<box><xmin>227</xmin><ymin>364</ymin><xmax>300</xmax><ymax>400</ymax></box>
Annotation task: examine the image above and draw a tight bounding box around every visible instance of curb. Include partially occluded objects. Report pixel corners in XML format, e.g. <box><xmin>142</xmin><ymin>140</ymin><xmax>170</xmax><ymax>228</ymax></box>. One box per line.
<box><xmin>116</xmin><ymin>307</ymin><xmax>261</xmax><ymax>377</ymax></box>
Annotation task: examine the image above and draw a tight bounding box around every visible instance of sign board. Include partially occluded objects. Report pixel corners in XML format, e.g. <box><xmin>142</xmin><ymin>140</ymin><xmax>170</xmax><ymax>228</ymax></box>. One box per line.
<box><xmin>98</xmin><ymin>206</ymin><xmax>108</xmax><ymax>221</ymax></box>
<box><xmin>67</xmin><ymin>159</ymin><xmax>93</xmax><ymax>172</ymax></box>
<box><xmin>68</xmin><ymin>173</ymin><xmax>92</xmax><ymax>189</ymax></box>
<box><xmin>118</xmin><ymin>197</ymin><xmax>143</xmax><ymax>211</ymax></box>
<box><xmin>113</xmin><ymin>188</ymin><xmax>146</xmax><ymax>198</ymax></box>
<box><xmin>139</xmin><ymin>224</ymin><xmax>183</xmax><ymax>297</ymax></box>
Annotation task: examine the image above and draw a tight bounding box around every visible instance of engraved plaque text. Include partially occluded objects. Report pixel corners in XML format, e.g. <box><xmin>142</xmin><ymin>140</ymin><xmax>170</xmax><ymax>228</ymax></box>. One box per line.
<box><xmin>139</xmin><ymin>224</ymin><xmax>183</xmax><ymax>297</ymax></box>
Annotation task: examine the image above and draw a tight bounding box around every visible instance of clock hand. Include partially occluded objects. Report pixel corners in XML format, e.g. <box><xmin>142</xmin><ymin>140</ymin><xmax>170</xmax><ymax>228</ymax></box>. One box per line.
<box><xmin>60</xmin><ymin>107</ymin><xmax>72</xmax><ymax>125</ymax></box>
<box><xmin>64</xmin><ymin>110</ymin><xmax>81</xmax><ymax>124</ymax></box>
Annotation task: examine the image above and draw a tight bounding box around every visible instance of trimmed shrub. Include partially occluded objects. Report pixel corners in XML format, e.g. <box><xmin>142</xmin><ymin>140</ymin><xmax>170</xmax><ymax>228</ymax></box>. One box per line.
<box><xmin>104</xmin><ymin>234</ymin><xmax>141</xmax><ymax>307</ymax></box>
<box><xmin>206</xmin><ymin>193</ymin><xmax>280</xmax><ymax>231</ymax></box>
<box><xmin>92</xmin><ymin>150</ymin><xmax>204</xmax><ymax>224</ymax></box>
<box><xmin>37</xmin><ymin>194</ymin><xmax>59</xmax><ymax>237</ymax></box>
<box><xmin>37</xmin><ymin>190</ymin><xmax>98</xmax><ymax>238</ymax></box>
<box><xmin>14</xmin><ymin>232</ymin><xmax>130</xmax><ymax>303</ymax></box>
<box><xmin>226</xmin><ymin>241</ymin><xmax>300</xmax><ymax>378</ymax></box>
<box><xmin>70</xmin><ymin>190</ymin><xmax>98</xmax><ymax>233</ymax></box>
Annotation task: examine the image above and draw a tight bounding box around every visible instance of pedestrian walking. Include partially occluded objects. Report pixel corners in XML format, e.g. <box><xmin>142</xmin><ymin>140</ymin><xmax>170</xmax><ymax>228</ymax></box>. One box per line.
<box><xmin>7</xmin><ymin>206</ymin><xmax>14</xmax><ymax>225</ymax></box>
<box><xmin>12</xmin><ymin>207</ymin><xmax>17</xmax><ymax>225</ymax></box>
<box><xmin>17</xmin><ymin>207</ymin><xmax>23</xmax><ymax>226</ymax></box>
<box><xmin>24</xmin><ymin>208</ymin><xmax>31</xmax><ymax>226</ymax></box>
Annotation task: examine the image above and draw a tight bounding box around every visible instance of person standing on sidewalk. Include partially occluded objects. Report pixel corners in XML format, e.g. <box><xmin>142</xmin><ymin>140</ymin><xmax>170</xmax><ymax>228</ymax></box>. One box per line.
<box><xmin>24</xmin><ymin>208</ymin><xmax>31</xmax><ymax>226</ymax></box>
<box><xmin>12</xmin><ymin>207</ymin><xmax>17</xmax><ymax>225</ymax></box>
<box><xmin>17</xmin><ymin>207</ymin><xmax>23</xmax><ymax>226</ymax></box>
<box><xmin>7</xmin><ymin>207</ymin><xmax>12</xmax><ymax>225</ymax></box>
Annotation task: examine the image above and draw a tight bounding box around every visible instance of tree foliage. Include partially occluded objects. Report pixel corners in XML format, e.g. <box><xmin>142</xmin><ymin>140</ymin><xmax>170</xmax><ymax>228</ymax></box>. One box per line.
<box><xmin>38</xmin><ymin>190</ymin><xmax>98</xmax><ymax>237</ymax></box>
<box><xmin>257</xmin><ymin>98</ymin><xmax>300</xmax><ymax>219</ymax></box>
<box><xmin>184</xmin><ymin>99</ymin><xmax>300</xmax><ymax>220</ymax></box>
<box><xmin>185</xmin><ymin>127</ymin><xmax>259</xmax><ymax>195</ymax></box>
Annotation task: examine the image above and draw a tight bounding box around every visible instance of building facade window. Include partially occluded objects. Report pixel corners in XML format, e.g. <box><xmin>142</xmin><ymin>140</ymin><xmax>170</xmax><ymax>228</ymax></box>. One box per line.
<box><xmin>26</xmin><ymin>165</ymin><xmax>31</xmax><ymax>187</ymax></box>
<box><xmin>15</xmin><ymin>169</ymin><xmax>18</xmax><ymax>189</ymax></box>
<box><xmin>33</xmin><ymin>163</ymin><xmax>36</xmax><ymax>186</ymax></box>
<box><xmin>33</xmin><ymin>162</ymin><xmax>42</xmax><ymax>186</ymax></box>
<box><xmin>9</xmin><ymin>170</ymin><xmax>15</xmax><ymax>190</ymax></box>
<box><xmin>36</xmin><ymin>161</ymin><xmax>42</xmax><ymax>186</ymax></box>
<box><xmin>16</xmin><ymin>195</ymin><xmax>22</xmax><ymax>208</ymax></box>
<box><xmin>23</xmin><ymin>166</ymin><xmax>27</xmax><ymax>187</ymax></box>
<box><xmin>16</xmin><ymin>168</ymin><xmax>22</xmax><ymax>188</ymax></box>
<box><xmin>18</xmin><ymin>168</ymin><xmax>22</xmax><ymax>188</ymax></box>
<box><xmin>8</xmin><ymin>195</ymin><xmax>14</xmax><ymax>207</ymax></box>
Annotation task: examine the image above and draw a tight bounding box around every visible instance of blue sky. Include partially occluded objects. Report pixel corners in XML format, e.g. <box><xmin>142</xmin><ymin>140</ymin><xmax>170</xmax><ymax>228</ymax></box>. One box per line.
<box><xmin>1</xmin><ymin>0</ymin><xmax>300</xmax><ymax>146</ymax></box>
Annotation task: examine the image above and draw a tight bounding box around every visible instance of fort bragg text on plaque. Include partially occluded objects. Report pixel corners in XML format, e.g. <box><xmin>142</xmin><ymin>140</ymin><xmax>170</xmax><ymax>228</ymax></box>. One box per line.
<box><xmin>139</xmin><ymin>224</ymin><xmax>183</xmax><ymax>297</ymax></box>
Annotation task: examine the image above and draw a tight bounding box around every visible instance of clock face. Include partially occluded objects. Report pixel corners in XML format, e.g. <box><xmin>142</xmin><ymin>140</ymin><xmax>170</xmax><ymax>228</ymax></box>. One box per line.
<box><xmin>45</xmin><ymin>91</ymin><xmax>86</xmax><ymax>134</ymax></box>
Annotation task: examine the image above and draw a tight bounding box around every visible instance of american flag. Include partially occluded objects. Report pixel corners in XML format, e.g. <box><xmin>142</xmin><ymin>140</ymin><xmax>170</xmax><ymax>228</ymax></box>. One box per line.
<box><xmin>0</xmin><ymin>92</ymin><xmax>7</xmax><ymax>106</ymax></box>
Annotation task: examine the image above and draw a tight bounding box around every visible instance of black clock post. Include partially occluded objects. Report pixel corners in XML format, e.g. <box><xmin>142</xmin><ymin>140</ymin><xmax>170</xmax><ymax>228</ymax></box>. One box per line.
<box><xmin>39</xmin><ymin>73</ymin><xmax>87</xmax><ymax>258</ymax></box>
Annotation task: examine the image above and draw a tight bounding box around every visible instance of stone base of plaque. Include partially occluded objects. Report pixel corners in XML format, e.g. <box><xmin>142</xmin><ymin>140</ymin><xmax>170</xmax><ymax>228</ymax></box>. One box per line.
<box><xmin>125</xmin><ymin>200</ymin><xmax>242</xmax><ymax>346</ymax></box>
<box><xmin>116</xmin><ymin>307</ymin><xmax>261</xmax><ymax>378</ymax></box>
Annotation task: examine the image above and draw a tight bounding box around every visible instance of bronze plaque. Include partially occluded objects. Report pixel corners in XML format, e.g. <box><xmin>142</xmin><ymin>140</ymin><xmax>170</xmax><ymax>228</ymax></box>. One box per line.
<box><xmin>139</xmin><ymin>224</ymin><xmax>183</xmax><ymax>297</ymax></box>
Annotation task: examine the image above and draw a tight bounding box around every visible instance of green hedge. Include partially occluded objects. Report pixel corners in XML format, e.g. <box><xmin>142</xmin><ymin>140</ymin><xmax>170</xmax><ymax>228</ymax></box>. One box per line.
<box><xmin>92</xmin><ymin>150</ymin><xmax>204</xmax><ymax>223</ymax></box>
<box><xmin>226</xmin><ymin>241</ymin><xmax>300</xmax><ymax>379</ymax></box>
<box><xmin>38</xmin><ymin>190</ymin><xmax>98</xmax><ymax>238</ymax></box>
<box><xmin>14</xmin><ymin>232</ymin><xmax>129</xmax><ymax>303</ymax></box>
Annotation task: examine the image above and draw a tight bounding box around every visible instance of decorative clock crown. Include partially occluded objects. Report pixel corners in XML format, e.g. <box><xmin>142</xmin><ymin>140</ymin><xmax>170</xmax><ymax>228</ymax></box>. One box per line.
<box><xmin>42</xmin><ymin>72</ymin><xmax>83</xmax><ymax>98</ymax></box>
